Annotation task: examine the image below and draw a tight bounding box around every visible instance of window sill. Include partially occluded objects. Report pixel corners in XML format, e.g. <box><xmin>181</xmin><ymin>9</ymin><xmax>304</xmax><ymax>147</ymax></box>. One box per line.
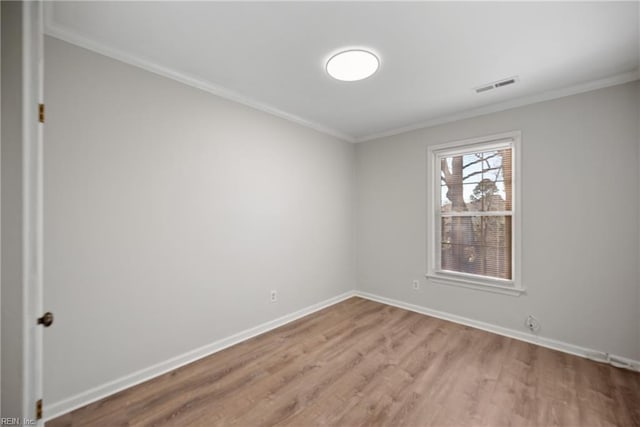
<box><xmin>425</xmin><ymin>273</ymin><xmax>526</xmax><ymax>297</ymax></box>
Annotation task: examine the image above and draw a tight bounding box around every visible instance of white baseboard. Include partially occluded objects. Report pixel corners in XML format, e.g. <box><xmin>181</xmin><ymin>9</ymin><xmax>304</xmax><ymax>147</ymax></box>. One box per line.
<box><xmin>355</xmin><ymin>291</ymin><xmax>640</xmax><ymax>372</ymax></box>
<box><xmin>44</xmin><ymin>290</ymin><xmax>356</xmax><ymax>421</ymax></box>
<box><xmin>46</xmin><ymin>288</ymin><xmax>639</xmax><ymax>420</ymax></box>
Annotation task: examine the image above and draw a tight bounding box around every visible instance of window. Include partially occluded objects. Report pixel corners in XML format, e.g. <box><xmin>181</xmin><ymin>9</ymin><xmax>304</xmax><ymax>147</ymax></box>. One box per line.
<box><xmin>427</xmin><ymin>131</ymin><xmax>523</xmax><ymax>295</ymax></box>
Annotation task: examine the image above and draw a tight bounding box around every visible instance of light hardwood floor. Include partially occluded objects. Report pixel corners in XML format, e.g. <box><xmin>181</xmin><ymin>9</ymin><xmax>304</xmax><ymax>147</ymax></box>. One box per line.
<box><xmin>47</xmin><ymin>297</ymin><xmax>640</xmax><ymax>426</ymax></box>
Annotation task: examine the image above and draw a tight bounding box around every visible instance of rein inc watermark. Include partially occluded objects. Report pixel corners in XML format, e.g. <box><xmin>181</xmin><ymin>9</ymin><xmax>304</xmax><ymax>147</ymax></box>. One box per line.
<box><xmin>1</xmin><ymin>418</ymin><xmax>36</xmax><ymax>425</ymax></box>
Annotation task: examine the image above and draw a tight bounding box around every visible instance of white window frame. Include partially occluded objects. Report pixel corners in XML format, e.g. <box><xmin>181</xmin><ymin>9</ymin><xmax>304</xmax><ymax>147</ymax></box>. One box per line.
<box><xmin>426</xmin><ymin>131</ymin><xmax>524</xmax><ymax>296</ymax></box>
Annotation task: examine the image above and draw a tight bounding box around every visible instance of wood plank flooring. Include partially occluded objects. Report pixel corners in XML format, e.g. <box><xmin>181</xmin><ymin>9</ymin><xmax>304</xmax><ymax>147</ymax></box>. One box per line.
<box><xmin>47</xmin><ymin>297</ymin><xmax>640</xmax><ymax>426</ymax></box>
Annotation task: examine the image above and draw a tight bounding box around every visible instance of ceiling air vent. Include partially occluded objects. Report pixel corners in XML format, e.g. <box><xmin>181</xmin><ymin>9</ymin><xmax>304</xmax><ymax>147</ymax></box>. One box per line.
<box><xmin>475</xmin><ymin>85</ymin><xmax>494</xmax><ymax>93</ymax></box>
<box><xmin>475</xmin><ymin>76</ymin><xmax>519</xmax><ymax>94</ymax></box>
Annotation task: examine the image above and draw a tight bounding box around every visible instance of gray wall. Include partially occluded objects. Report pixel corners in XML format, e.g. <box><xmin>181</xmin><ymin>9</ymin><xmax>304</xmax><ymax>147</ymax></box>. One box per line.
<box><xmin>43</xmin><ymin>37</ymin><xmax>355</xmax><ymax>404</ymax></box>
<box><xmin>356</xmin><ymin>81</ymin><xmax>640</xmax><ymax>360</ymax></box>
<box><xmin>1</xmin><ymin>1</ymin><xmax>25</xmax><ymax>419</ymax></box>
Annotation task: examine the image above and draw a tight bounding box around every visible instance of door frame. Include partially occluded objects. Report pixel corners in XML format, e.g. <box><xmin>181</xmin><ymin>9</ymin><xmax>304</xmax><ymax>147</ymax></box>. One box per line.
<box><xmin>22</xmin><ymin>0</ymin><xmax>45</xmax><ymax>423</ymax></box>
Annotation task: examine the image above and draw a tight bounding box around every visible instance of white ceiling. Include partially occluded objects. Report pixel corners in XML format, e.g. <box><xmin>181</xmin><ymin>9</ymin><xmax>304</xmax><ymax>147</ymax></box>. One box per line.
<box><xmin>46</xmin><ymin>1</ymin><xmax>639</xmax><ymax>142</ymax></box>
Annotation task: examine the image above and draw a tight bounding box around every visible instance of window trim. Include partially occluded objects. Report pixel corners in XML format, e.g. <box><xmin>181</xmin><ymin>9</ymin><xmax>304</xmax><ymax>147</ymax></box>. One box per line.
<box><xmin>426</xmin><ymin>131</ymin><xmax>524</xmax><ymax>296</ymax></box>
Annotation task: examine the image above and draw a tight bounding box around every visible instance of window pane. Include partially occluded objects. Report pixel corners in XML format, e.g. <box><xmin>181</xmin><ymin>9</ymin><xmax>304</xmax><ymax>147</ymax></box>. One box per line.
<box><xmin>462</xmin><ymin>153</ymin><xmax>483</xmax><ymax>183</ymax></box>
<box><xmin>440</xmin><ymin>216</ymin><xmax>512</xmax><ymax>279</ymax></box>
<box><xmin>441</xmin><ymin>148</ymin><xmax>512</xmax><ymax>213</ymax></box>
<box><xmin>475</xmin><ymin>180</ymin><xmax>508</xmax><ymax>212</ymax></box>
<box><xmin>440</xmin><ymin>183</ymin><xmax>482</xmax><ymax>212</ymax></box>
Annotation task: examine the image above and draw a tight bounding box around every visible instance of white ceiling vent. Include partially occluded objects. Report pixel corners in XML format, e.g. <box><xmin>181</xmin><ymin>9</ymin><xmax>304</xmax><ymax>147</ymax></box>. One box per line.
<box><xmin>475</xmin><ymin>76</ymin><xmax>519</xmax><ymax>94</ymax></box>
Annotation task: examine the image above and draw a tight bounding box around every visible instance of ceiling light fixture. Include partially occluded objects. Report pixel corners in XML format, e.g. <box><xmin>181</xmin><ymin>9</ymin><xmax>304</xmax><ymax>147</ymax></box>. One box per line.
<box><xmin>326</xmin><ymin>49</ymin><xmax>379</xmax><ymax>82</ymax></box>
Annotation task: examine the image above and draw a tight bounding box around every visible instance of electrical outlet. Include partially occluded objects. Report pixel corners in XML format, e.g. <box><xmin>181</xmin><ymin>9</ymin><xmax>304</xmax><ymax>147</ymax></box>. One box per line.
<box><xmin>270</xmin><ymin>290</ymin><xmax>277</xmax><ymax>303</ymax></box>
<box><xmin>525</xmin><ymin>315</ymin><xmax>541</xmax><ymax>333</ymax></box>
<box><xmin>412</xmin><ymin>280</ymin><xmax>420</xmax><ymax>290</ymax></box>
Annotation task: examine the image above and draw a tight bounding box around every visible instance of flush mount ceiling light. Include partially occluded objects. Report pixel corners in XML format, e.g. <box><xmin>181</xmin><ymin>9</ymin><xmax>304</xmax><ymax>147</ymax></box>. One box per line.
<box><xmin>326</xmin><ymin>49</ymin><xmax>379</xmax><ymax>82</ymax></box>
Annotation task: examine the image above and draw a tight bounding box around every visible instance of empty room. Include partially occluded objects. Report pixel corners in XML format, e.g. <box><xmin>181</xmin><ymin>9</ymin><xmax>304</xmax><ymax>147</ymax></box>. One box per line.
<box><xmin>2</xmin><ymin>1</ymin><xmax>639</xmax><ymax>426</ymax></box>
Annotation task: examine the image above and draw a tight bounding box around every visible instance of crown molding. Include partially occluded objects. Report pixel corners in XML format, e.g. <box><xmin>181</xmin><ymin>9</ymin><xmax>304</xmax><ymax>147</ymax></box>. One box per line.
<box><xmin>355</xmin><ymin>69</ymin><xmax>640</xmax><ymax>143</ymax></box>
<box><xmin>43</xmin><ymin>9</ymin><xmax>355</xmax><ymax>143</ymax></box>
<box><xmin>44</xmin><ymin>4</ymin><xmax>638</xmax><ymax>146</ymax></box>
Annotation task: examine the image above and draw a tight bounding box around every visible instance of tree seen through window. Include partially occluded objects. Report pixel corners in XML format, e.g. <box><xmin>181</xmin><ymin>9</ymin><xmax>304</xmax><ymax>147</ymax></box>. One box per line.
<box><xmin>440</xmin><ymin>149</ymin><xmax>512</xmax><ymax>279</ymax></box>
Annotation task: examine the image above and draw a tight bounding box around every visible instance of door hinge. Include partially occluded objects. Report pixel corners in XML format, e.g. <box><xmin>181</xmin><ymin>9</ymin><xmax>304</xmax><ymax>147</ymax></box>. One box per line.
<box><xmin>39</xmin><ymin>103</ymin><xmax>45</xmax><ymax>123</ymax></box>
<box><xmin>36</xmin><ymin>399</ymin><xmax>43</xmax><ymax>420</ymax></box>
